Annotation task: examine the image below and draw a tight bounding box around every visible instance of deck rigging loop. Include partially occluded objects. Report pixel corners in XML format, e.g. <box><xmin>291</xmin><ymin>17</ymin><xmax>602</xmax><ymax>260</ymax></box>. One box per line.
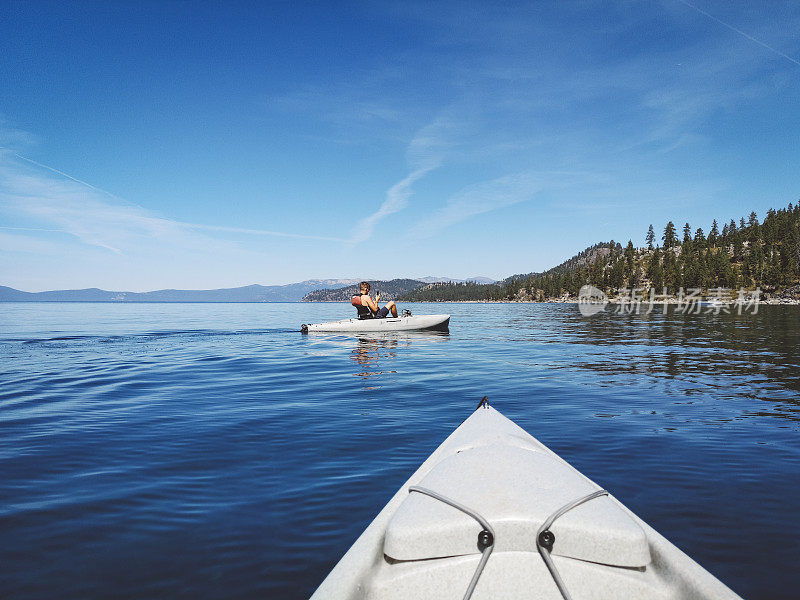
<box><xmin>407</xmin><ymin>485</ymin><xmax>609</xmax><ymax>600</ymax></box>
<box><xmin>407</xmin><ymin>485</ymin><xmax>495</xmax><ymax>600</ymax></box>
<box><xmin>537</xmin><ymin>489</ymin><xmax>610</xmax><ymax>600</ymax></box>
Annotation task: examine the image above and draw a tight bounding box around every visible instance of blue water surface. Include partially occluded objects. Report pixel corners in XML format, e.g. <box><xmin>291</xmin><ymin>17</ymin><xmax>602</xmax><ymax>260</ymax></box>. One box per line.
<box><xmin>1</xmin><ymin>302</ymin><xmax>799</xmax><ymax>599</ymax></box>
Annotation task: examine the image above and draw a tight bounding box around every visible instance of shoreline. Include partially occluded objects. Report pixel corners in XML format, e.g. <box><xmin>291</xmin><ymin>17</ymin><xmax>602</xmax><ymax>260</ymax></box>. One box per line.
<box><xmin>400</xmin><ymin>297</ymin><xmax>800</xmax><ymax>306</ymax></box>
<box><xmin>307</xmin><ymin>298</ymin><xmax>800</xmax><ymax>306</ymax></box>
<box><xmin>2</xmin><ymin>297</ymin><xmax>796</xmax><ymax>306</ymax></box>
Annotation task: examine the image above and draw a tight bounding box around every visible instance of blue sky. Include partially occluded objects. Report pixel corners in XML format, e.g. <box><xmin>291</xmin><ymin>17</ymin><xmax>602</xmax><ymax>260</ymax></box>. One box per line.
<box><xmin>1</xmin><ymin>1</ymin><xmax>799</xmax><ymax>291</ymax></box>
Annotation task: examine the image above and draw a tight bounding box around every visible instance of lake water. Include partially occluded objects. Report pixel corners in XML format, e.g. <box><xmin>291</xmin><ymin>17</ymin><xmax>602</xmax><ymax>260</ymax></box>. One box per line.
<box><xmin>1</xmin><ymin>302</ymin><xmax>799</xmax><ymax>599</ymax></box>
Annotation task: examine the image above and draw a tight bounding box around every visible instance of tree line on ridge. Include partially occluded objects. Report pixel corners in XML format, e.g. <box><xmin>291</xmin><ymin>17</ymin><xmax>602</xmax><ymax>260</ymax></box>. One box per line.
<box><xmin>400</xmin><ymin>202</ymin><xmax>800</xmax><ymax>302</ymax></box>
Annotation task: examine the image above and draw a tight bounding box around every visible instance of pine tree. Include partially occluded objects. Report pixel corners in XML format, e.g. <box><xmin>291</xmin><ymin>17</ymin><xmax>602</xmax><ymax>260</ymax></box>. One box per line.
<box><xmin>683</xmin><ymin>222</ymin><xmax>692</xmax><ymax>245</ymax></box>
<box><xmin>742</xmin><ymin>252</ymin><xmax>752</xmax><ymax>287</ymax></box>
<box><xmin>648</xmin><ymin>246</ymin><xmax>663</xmax><ymax>291</ymax></box>
<box><xmin>663</xmin><ymin>221</ymin><xmax>677</xmax><ymax>249</ymax></box>
<box><xmin>625</xmin><ymin>240</ymin><xmax>635</xmax><ymax>280</ymax></box>
<box><xmin>711</xmin><ymin>246</ymin><xmax>732</xmax><ymax>287</ymax></box>
<box><xmin>662</xmin><ymin>250</ymin><xmax>678</xmax><ymax>293</ymax></box>
<box><xmin>609</xmin><ymin>258</ymin><xmax>625</xmax><ymax>290</ymax></box>
<box><xmin>751</xmin><ymin>243</ymin><xmax>765</xmax><ymax>286</ymax></box>
<box><xmin>563</xmin><ymin>270</ymin><xmax>574</xmax><ymax>296</ymax></box>
<box><xmin>733</xmin><ymin>231</ymin><xmax>744</xmax><ymax>259</ymax></box>
<box><xmin>763</xmin><ymin>208</ymin><xmax>777</xmax><ymax>248</ymax></box>
<box><xmin>590</xmin><ymin>256</ymin><xmax>604</xmax><ymax>290</ymax></box>
<box><xmin>729</xmin><ymin>254</ymin><xmax>739</xmax><ymax>288</ymax></box>
<box><xmin>694</xmin><ymin>227</ymin><xmax>706</xmax><ymax>250</ymax></box>
<box><xmin>646</xmin><ymin>225</ymin><xmax>655</xmax><ymax>250</ymax></box>
<box><xmin>698</xmin><ymin>249</ymin><xmax>711</xmax><ymax>288</ymax></box>
<box><xmin>764</xmin><ymin>251</ymin><xmax>781</xmax><ymax>287</ymax></box>
<box><xmin>748</xmin><ymin>218</ymin><xmax>761</xmax><ymax>245</ymax></box>
<box><xmin>709</xmin><ymin>220</ymin><xmax>719</xmax><ymax>247</ymax></box>
<box><xmin>727</xmin><ymin>220</ymin><xmax>737</xmax><ymax>251</ymax></box>
<box><xmin>792</xmin><ymin>223</ymin><xmax>800</xmax><ymax>283</ymax></box>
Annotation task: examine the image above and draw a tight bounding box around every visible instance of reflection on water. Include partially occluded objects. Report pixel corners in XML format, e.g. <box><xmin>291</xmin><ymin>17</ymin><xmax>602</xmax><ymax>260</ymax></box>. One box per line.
<box><xmin>351</xmin><ymin>336</ymin><xmax>399</xmax><ymax>382</ymax></box>
<box><xmin>340</xmin><ymin>331</ymin><xmax>449</xmax><ymax>382</ymax></box>
<box><xmin>558</xmin><ymin>307</ymin><xmax>800</xmax><ymax>423</ymax></box>
<box><xmin>349</xmin><ymin>331</ymin><xmax>450</xmax><ymax>384</ymax></box>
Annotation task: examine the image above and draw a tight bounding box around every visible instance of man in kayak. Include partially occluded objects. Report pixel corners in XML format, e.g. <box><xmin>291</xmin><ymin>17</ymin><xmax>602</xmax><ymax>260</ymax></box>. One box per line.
<box><xmin>352</xmin><ymin>281</ymin><xmax>398</xmax><ymax>319</ymax></box>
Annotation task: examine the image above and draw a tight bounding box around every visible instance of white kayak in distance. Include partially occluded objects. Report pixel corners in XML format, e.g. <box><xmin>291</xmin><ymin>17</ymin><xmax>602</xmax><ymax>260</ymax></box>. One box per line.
<box><xmin>311</xmin><ymin>402</ymin><xmax>741</xmax><ymax>600</ymax></box>
<box><xmin>302</xmin><ymin>314</ymin><xmax>450</xmax><ymax>333</ymax></box>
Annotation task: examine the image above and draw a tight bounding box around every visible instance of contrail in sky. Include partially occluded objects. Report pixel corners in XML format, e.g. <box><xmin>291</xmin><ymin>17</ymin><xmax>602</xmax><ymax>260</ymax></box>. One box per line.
<box><xmin>11</xmin><ymin>151</ymin><xmax>117</xmax><ymax>196</ymax></box>
<box><xmin>2</xmin><ymin>151</ymin><xmax>344</xmax><ymax>243</ymax></box>
<box><xmin>676</xmin><ymin>0</ymin><xmax>800</xmax><ymax>68</ymax></box>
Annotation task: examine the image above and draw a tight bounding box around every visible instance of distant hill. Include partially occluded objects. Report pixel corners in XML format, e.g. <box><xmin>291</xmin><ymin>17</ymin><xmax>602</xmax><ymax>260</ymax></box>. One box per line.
<box><xmin>399</xmin><ymin>242</ymin><xmax>624</xmax><ymax>301</ymax></box>
<box><xmin>401</xmin><ymin>201</ymin><xmax>800</xmax><ymax>302</ymax></box>
<box><xmin>0</xmin><ymin>279</ymin><xmax>359</xmax><ymax>303</ymax></box>
<box><xmin>302</xmin><ymin>279</ymin><xmax>426</xmax><ymax>302</ymax></box>
<box><xmin>399</xmin><ymin>281</ymin><xmax>502</xmax><ymax>302</ymax></box>
<box><xmin>416</xmin><ymin>276</ymin><xmax>496</xmax><ymax>284</ymax></box>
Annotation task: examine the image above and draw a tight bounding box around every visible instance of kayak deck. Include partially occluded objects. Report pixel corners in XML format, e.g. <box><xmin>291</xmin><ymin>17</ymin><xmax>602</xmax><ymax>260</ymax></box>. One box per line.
<box><xmin>310</xmin><ymin>404</ymin><xmax>740</xmax><ymax>600</ymax></box>
<box><xmin>302</xmin><ymin>314</ymin><xmax>450</xmax><ymax>333</ymax></box>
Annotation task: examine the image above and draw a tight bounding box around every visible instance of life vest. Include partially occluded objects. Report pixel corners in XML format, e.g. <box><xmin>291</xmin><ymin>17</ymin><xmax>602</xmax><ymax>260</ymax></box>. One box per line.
<box><xmin>351</xmin><ymin>295</ymin><xmax>374</xmax><ymax>319</ymax></box>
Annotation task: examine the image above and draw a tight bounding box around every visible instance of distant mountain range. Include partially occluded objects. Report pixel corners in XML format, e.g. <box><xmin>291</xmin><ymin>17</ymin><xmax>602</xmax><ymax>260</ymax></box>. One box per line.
<box><xmin>0</xmin><ymin>279</ymin><xmax>360</xmax><ymax>303</ymax></box>
<box><xmin>0</xmin><ymin>276</ymin><xmax>496</xmax><ymax>303</ymax></box>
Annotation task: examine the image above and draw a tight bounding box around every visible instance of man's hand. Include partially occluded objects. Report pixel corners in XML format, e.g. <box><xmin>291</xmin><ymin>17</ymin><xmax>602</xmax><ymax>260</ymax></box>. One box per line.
<box><xmin>376</xmin><ymin>293</ymin><xmax>381</xmax><ymax>302</ymax></box>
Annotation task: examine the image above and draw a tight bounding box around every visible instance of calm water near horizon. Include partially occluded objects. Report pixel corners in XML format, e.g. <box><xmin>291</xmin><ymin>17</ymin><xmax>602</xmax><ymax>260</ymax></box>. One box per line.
<box><xmin>1</xmin><ymin>301</ymin><xmax>799</xmax><ymax>599</ymax></box>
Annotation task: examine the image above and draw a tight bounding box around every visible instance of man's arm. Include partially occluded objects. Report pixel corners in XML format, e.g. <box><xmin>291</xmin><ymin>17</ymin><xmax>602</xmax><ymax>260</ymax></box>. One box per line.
<box><xmin>364</xmin><ymin>294</ymin><xmax>379</xmax><ymax>312</ymax></box>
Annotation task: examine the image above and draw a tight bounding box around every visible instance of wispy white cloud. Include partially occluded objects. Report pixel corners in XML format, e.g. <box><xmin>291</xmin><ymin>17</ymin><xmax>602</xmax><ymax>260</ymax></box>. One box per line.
<box><xmin>186</xmin><ymin>222</ymin><xmax>345</xmax><ymax>243</ymax></box>
<box><xmin>349</xmin><ymin>165</ymin><xmax>436</xmax><ymax>246</ymax></box>
<box><xmin>427</xmin><ymin>1</ymin><xmax>798</xmax><ymax>166</ymax></box>
<box><xmin>0</xmin><ymin>231</ymin><xmax>68</xmax><ymax>255</ymax></box>
<box><xmin>410</xmin><ymin>171</ymin><xmax>544</xmax><ymax>239</ymax></box>
<box><xmin>265</xmin><ymin>67</ymin><xmax>421</xmax><ymax>147</ymax></box>
<box><xmin>350</xmin><ymin>112</ymin><xmax>460</xmax><ymax>245</ymax></box>
<box><xmin>0</xmin><ymin>155</ymin><xmax>346</xmax><ymax>254</ymax></box>
<box><xmin>0</xmin><ymin>117</ymin><xmax>38</xmax><ymax>151</ymax></box>
<box><xmin>0</xmin><ymin>171</ymin><xmax>165</xmax><ymax>253</ymax></box>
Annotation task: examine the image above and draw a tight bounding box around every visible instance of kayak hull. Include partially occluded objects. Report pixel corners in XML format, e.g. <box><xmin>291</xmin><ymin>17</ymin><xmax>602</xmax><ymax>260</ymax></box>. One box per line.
<box><xmin>310</xmin><ymin>404</ymin><xmax>741</xmax><ymax>600</ymax></box>
<box><xmin>302</xmin><ymin>314</ymin><xmax>450</xmax><ymax>333</ymax></box>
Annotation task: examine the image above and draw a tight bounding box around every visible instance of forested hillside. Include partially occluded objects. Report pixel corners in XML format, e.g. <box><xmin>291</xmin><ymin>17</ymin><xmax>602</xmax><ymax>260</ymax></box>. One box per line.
<box><xmin>302</xmin><ymin>279</ymin><xmax>425</xmax><ymax>302</ymax></box>
<box><xmin>401</xmin><ymin>203</ymin><xmax>800</xmax><ymax>302</ymax></box>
